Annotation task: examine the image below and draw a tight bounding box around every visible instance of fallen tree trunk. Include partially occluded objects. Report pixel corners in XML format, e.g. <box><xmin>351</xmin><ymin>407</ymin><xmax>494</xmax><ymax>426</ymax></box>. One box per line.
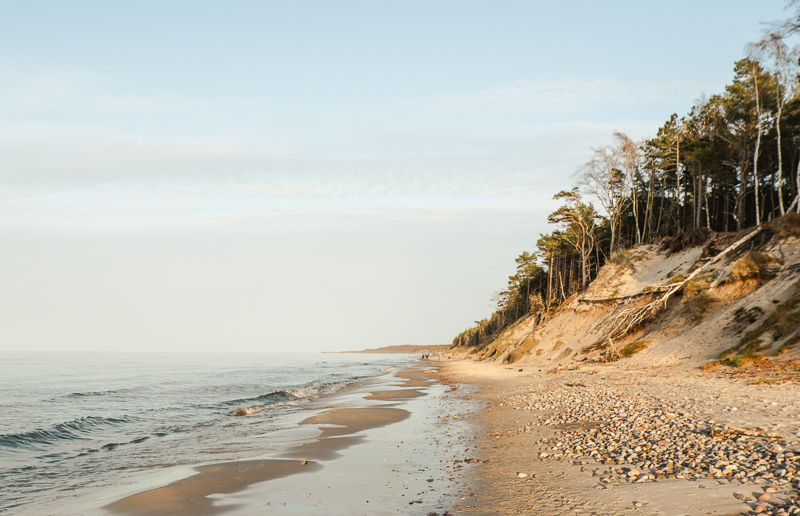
<box><xmin>598</xmin><ymin>226</ymin><xmax>766</xmax><ymax>347</ymax></box>
<box><xmin>578</xmin><ymin>286</ymin><xmax>672</xmax><ymax>304</ymax></box>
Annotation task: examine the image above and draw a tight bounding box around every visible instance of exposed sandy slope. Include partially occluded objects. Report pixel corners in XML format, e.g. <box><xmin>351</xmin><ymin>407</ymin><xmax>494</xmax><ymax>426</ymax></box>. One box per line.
<box><xmin>478</xmin><ymin>233</ymin><xmax>800</xmax><ymax>372</ymax></box>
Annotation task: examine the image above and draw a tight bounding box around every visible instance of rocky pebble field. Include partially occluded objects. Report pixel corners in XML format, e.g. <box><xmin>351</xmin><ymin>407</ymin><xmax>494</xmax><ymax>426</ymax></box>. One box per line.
<box><xmin>502</xmin><ymin>377</ymin><xmax>800</xmax><ymax>516</ymax></box>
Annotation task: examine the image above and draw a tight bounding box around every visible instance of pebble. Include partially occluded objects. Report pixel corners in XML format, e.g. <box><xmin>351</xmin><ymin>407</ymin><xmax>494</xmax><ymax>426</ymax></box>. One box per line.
<box><xmin>500</xmin><ymin>376</ymin><xmax>800</xmax><ymax>515</ymax></box>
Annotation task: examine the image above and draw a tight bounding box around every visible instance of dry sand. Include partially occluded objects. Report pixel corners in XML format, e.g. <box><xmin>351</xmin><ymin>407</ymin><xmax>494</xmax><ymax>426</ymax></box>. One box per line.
<box><xmin>437</xmin><ymin>356</ymin><xmax>800</xmax><ymax>515</ymax></box>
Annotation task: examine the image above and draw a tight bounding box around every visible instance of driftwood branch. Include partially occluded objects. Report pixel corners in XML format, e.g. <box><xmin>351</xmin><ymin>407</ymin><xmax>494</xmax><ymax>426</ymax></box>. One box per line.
<box><xmin>598</xmin><ymin>226</ymin><xmax>765</xmax><ymax>343</ymax></box>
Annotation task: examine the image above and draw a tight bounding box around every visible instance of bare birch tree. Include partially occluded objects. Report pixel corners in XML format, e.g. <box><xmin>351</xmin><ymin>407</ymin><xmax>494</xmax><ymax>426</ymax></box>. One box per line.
<box><xmin>578</xmin><ymin>134</ymin><xmax>633</xmax><ymax>251</ymax></box>
<box><xmin>750</xmin><ymin>32</ymin><xmax>797</xmax><ymax>216</ymax></box>
<box><xmin>615</xmin><ymin>132</ymin><xmax>644</xmax><ymax>244</ymax></box>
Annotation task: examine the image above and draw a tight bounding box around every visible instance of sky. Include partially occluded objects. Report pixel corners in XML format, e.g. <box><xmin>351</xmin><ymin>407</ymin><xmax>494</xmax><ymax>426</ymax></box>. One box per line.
<box><xmin>0</xmin><ymin>0</ymin><xmax>791</xmax><ymax>352</ymax></box>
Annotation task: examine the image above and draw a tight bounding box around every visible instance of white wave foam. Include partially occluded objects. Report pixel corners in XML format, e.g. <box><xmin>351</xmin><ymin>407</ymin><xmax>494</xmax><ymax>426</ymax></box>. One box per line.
<box><xmin>230</xmin><ymin>379</ymin><xmax>357</xmax><ymax>417</ymax></box>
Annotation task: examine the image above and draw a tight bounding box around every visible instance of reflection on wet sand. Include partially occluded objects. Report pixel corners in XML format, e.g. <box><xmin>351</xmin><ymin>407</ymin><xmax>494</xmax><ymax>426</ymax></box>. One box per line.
<box><xmin>105</xmin><ymin>459</ymin><xmax>321</xmax><ymax>516</ymax></box>
<box><xmin>105</xmin><ymin>365</ymin><xmax>449</xmax><ymax>516</ymax></box>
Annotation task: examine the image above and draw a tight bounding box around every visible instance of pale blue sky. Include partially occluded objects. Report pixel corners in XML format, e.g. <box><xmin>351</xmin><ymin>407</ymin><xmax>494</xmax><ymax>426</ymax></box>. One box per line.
<box><xmin>0</xmin><ymin>0</ymin><xmax>790</xmax><ymax>351</ymax></box>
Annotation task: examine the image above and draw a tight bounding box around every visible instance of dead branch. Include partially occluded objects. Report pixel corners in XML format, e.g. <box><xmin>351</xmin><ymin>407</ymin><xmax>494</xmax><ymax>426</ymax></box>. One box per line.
<box><xmin>578</xmin><ymin>286</ymin><xmax>671</xmax><ymax>304</ymax></box>
<box><xmin>598</xmin><ymin>226</ymin><xmax>766</xmax><ymax>343</ymax></box>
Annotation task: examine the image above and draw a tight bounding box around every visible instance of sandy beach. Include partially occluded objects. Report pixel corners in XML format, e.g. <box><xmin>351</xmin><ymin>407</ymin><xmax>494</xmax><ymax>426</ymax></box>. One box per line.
<box><xmin>103</xmin><ymin>361</ymin><xmax>479</xmax><ymax>516</ymax></box>
<box><xmin>437</xmin><ymin>355</ymin><xmax>800</xmax><ymax>516</ymax></box>
<box><xmin>77</xmin><ymin>353</ymin><xmax>800</xmax><ymax>516</ymax></box>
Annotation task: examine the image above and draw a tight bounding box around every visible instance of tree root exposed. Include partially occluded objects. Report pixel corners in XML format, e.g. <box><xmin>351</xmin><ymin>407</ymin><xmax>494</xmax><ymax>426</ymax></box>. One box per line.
<box><xmin>577</xmin><ymin>286</ymin><xmax>671</xmax><ymax>304</ymax></box>
<box><xmin>593</xmin><ymin>226</ymin><xmax>766</xmax><ymax>352</ymax></box>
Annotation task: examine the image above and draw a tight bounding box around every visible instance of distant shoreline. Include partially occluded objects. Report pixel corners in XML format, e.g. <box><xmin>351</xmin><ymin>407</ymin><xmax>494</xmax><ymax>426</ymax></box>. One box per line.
<box><xmin>335</xmin><ymin>345</ymin><xmax>450</xmax><ymax>354</ymax></box>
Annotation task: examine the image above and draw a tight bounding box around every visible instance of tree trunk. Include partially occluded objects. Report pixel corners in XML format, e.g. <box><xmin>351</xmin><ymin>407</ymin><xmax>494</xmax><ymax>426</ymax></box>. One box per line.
<box><xmin>676</xmin><ymin>137</ymin><xmax>680</xmax><ymax>201</ymax></box>
<box><xmin>656</xmin><ymin>184</ymin><xmax>665</xmax><ymax>236</ymax></box>
<box><xmin>676</xmin><ymin>135</ymin><xmax>681</xmax><ymax>222</ymax></box>
<box><xmin>704</xmin><ymin>177</ymin><xmax>711</xmax><ymax>229</ymax></box>
<box><xmin>754</xmin><ymin>124</ymin><xmax>762</xmax><ymax>225</ymax></box>
<box><xmin>735</xmin><ymin>154</ymin><xmax>750</xmax><ymax>231</ymax></box>
<box><xmin>609</xmin><ymin>218</ymin><xmax>616</xmax><ymax>253</ymax></box>
<box><xmin>643</xmin><ymin>171</ymin><xmax>654</xmax><ymax>242</ymax></box>
<box><xmin>580</xmin><ymin>227</ymin><xmax>588</xmax><ymax>290</ymax></box>
<box><xmin>691</xmin><ymin>176</ymin><xmax>695</xmax><ymax>228</ymax></box>
<box><xmin>753</xmin><ymin>64</ymin><xmax>762</xmax><ymax>226</ymax></box>
<box><xmin>777</xmin><ymin>104</ymin><xmax>785</xmax><ymax>216</ymax></box>
<box><xmin>632</xmin><ymin>189</ymin><xmax>641</xmax><ymax>244</ymax></box>
<box><xmin>546</xmin><ymin>253</ymin><xmax>552</xmax><ymax>309</ymax></box>
<box><xmin>789</xmin><ymin>149</ymin><xmax>800</xmax><ymax>213</ymax></box>
<box><xmin>724</xmin><ymin>190</ymin><xmax>730</xmax><ymax>232</ymax></box>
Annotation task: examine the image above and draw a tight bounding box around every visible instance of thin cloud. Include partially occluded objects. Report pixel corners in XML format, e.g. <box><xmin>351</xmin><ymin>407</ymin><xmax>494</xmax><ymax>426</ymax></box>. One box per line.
<box><xmin>437</xmin><ymin>76</ymin><xmax>716</xmax><ymax>114</ymax></box>
<box><xmin>0</xmin><ymin>60</ymin><xmax>259</xmax><ymax>115</ymax></box>
<box><xmin>0</xmin><ymin>179</ymin><xmax>560</xmax><ymax>230</ymax></box>
<box><xmin>0</xmin><ymin>118</ymin><xmax>634</xmax><ymax>231</ymax></box>
<box><xmin>0</xmin><ymin>64</ymin><xmax>679</xmax><ymax>230</ymax></box>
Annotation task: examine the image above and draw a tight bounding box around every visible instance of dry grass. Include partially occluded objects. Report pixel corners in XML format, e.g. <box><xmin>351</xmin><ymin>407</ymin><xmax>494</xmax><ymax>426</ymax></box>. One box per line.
<box><xmin>687</xmin><ymin>291</ymin><xmax>714</xmax><ymax>322</ymax></box>
<box><xmin>681</xmin><ymin>272</ymin><xmax>716</xmax><ymax>297</ymax></box>
<box><xmin>670</xmin><ymin>274</ymin><xmax>687</xmax><ymax>284</ymax></box>
<box><xmin>730</xmin><ymin>251</ymin><xmax>779</xmax><ymax>282</ymax></box>
<box><xmin>661</xmin><ymin>227</ymin><xmax>711</xmax><ymax>253</ymax></box>
<box><xmin>620</xmin><ymin>339</ymin><xmax>650</xmax><ymax>357</ymax></box>
<box><xmin>610</xmin><ymin>248</ymin><xmax>632</xmax><ymax>267</ymax></box>
<box><xmin>770</xmin><ymin>212</ymin><xmax>800</xmax><ymax>239</ymax></box>
<box><xmin>719</xmin><ymin>294</ymin><xmax>800</xmax><ymax>366</ymax></box>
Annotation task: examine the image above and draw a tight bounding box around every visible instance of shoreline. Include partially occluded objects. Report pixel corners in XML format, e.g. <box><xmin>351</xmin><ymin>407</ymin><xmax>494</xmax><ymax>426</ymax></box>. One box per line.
<box><xmin>436</xmin><ymin>355</ymin><xmax>800</xmax><ymax>515</ymax></box>
<box><xmin>102</xmin><ymin>360</ymin><xmax>479</xmax><ymax>516</ymax></box>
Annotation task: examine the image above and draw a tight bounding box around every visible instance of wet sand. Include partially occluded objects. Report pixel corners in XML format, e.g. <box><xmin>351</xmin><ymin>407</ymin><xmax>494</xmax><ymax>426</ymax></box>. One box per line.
<box><xmin>364</xmin><ymin>389</ymin><xmax>426</xmax><ymax>400</ymax></box>
<box><xmin>104</xmin><ymin>361</ymin><xmax>477</xmax><ymax>516</ymax></box>
<box><xmin>105</xmin><ymin>460</ymin><xmax>322</xmax><ymax>516</ymax></box>
<box><xmin>279</xmin><ymin>407</ymin><xmax>410</xmax><ymax>460</ymax></box>
<box><xmin>296</xmin><ymin>407</ymin><xmax>410</xmax><ymax>439</ymax></box>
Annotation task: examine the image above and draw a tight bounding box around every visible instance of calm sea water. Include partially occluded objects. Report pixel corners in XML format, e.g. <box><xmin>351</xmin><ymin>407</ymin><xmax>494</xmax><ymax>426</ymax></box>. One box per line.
<box><xmin>0</xmin><ymin>351</ymin><xmax>413</xmax><ymax>515</ymax></box>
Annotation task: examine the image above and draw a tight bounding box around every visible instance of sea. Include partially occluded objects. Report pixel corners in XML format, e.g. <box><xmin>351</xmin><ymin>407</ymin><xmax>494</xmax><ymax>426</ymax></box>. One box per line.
<box><xmin>0</xmin><ymin>351</ymin><xmax>416</xmax><ymax>515</ymax></box>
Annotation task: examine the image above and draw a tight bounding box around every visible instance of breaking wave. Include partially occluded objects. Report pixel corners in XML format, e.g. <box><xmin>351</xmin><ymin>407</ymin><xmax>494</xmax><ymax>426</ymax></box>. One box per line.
<box><xmin>229</xmin><ymin>378</ymin><xmax>362</xmax><ymax>416</ymax></box>
<box><xmin>0</xmin><ymin>416</ymin><xmax>135</xmax><ymax>450</ymax></box>
<box><xmin>223</xmin><ymin>390</ymin><xmax>295</xmax><ymax>407</ymax></box>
